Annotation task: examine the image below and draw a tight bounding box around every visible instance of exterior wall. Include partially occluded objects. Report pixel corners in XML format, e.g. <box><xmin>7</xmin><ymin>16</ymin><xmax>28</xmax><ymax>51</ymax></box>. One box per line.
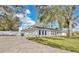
<box><xmin>24</xmin><ymin>28</ymin><xmax>67</xmax><ymax>37</ymax></box>
<box><xmin>37</xmin><ymin>29</ymin><xmax>53</xmax><ymax>37</ymax></box>
<box><xmin>36</xmin><ymin>29</ymin><xmax>67</xmax><ymax>37</ymax></box>
<box><xmin>47</xmin><ymin>31</ymin><xmax>51</xmax><ymax>36</ymax></box>
<box><xmin>24</xmin><ymin>30</ymin><xmax>38</xmax><ymax>37</ymax></box>
<box><xmin>0</xmin><ymin>30</ymin><xmax>67</xmax><ymax>37</ymax></box>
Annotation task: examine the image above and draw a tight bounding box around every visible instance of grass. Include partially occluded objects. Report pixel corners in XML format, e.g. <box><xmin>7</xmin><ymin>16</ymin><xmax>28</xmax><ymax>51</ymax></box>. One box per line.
<box><xmin>27</xmin><ymin>37</ymin><xmax>79</xmax><ymax>52</ymax></box>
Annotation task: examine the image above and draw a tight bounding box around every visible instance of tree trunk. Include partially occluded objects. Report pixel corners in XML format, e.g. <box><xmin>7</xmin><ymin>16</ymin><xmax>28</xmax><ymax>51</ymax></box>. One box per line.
<box><xmin>67</xmin><ymin>20</ymin><xmax>72</xmax><ymax>37</ymax></box>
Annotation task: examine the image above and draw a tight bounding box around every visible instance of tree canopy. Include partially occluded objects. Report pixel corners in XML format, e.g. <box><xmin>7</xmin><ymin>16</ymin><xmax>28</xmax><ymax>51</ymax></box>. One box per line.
<box><xmin>37</xmin><ymin>5</ymin><xmax>78</xmax><ymax>37</ymax></box>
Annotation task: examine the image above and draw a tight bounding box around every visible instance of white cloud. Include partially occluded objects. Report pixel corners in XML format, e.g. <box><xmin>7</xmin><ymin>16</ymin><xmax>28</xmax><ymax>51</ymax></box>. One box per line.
<box><xmin>16</xmin><ymin>13</ymin><xmax>35</xmax><ymax>25</ymax></box>
<box><xmin>26</xmin><ymin>9</ymin><xmax>31</xmax><ymax>14</ymax></box>
<box><xmin>73</xmin><ymin>24</ymin><xmax>79</xmax><ymax>32</ymax></box>
<box><xmin>25</xmin><ymin>16</ymin><xmax>35</xmax><ymax>25</ymax></box>
<box><xmin>15</xmin><ymin>8</ymin><xmax>35</xmax><ymax>30</ymax></box>
<box><xmin>16</xmin><ymin>13</ymin><xmax>35</xmax><ymax>30</ymax></box>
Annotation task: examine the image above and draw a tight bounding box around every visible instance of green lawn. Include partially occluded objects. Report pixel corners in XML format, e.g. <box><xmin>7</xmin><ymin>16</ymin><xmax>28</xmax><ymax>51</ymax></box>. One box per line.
<box><xmin>27</xmin><ymin>37</ymin><xmax>79</xmax><ymax>52</ymax></box>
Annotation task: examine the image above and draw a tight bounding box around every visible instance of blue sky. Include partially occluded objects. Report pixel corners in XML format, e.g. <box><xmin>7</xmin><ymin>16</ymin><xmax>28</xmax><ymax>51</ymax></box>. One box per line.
<box><xmin>73</xmin><ymin>7</ymin><xmax>79</xmax><ymax>32</ymax></box>
<box><xmin>26</xmin><ymin>5</ymin><xmax>38</xmax><ymax>21</ymax></box>
<box><xmin>16</xmin><ymin>5</ymin><xmax>38</xmax><ymax>21</ymax></box>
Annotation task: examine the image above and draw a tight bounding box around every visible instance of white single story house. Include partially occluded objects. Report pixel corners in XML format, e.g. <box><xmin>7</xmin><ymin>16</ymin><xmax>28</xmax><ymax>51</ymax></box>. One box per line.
<box><xmin>0</xmin><ymin>26</ymin><xmax>67</xmax><ymax>36</ymax></box>
<box><xmin>23</xmin><ymin>26</ymin><xmax>67</xmax><ymax>37</ymax></box>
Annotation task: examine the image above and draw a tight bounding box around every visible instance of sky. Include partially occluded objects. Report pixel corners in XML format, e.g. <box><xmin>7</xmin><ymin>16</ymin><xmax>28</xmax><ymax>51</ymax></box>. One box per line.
<box><xmin>73</xmin><ymin>7</ymin><xmax>79</xmax><ymax>32</ymax></box>
<box><xmin>16</xmin><ymin>5</ymin><xmax>38</xmax><ymax>30</ymax></box>
<box><xmin>26</xmin><ymin>5</ymin><xmax>38</xmax><ymax>21</ymax></box>
<box><xmin>15</xmin><ymin>5</ymin><xmax>79</xmax><ymax>31</ymax></box>
<box><xmin>16</xmin><ymin>5</ymin><xmax>38</xmax><ymax>22</ymax></box>
<box><xmin>0</xmin><ymin>5</ymin><xmax>79</xmax><ymax>31</ymax></box>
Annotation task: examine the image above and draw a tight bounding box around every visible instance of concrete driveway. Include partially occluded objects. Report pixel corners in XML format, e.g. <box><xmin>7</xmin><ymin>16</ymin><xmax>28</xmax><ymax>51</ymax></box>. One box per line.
<box><xmin>0</xmin><ymin>36</ymin><xmax>71</xmax><ymax>53</ymax></box>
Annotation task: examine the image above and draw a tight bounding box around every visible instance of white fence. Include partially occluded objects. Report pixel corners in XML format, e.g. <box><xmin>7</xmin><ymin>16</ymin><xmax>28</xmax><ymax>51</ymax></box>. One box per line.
<box><xmin>0</xmin><ymin>31</ymin><xmax>21</xmax><ymax>36</ymax></box>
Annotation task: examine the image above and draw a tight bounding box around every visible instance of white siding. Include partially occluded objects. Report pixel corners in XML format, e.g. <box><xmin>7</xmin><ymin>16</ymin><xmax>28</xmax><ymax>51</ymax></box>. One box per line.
<box><xmin>24</xmin><ymin>28</ymin><xmax>67</xmax><ymax>37</ymax></box>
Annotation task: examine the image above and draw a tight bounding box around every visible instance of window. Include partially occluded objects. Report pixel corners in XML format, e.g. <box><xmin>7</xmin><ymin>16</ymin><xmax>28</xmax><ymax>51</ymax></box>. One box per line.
<box><xmin>45</xmin><ymin>30</ymin><xmax>47</xmax><ymax>35</ymax></box>
<box><xmin>57</xmin><ymin>32</ymin><xmax>59</xmax><ymax>34</ymax></box>
<box><xmin>42</xmin><ymin>30</ymin><xmax>44</xmax><ymax>35</ymax></box>
<box><xmin>39</xmin><ymin>30</ymin><xmax>41</xmax><ymax>35</ymax></box>
<box><xmin>39</xmin><ymin>30</ymin><xmax>47</xmax><ymax>35</ymax></box>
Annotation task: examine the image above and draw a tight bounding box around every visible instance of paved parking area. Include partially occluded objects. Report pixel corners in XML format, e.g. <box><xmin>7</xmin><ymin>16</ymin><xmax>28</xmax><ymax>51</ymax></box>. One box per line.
<box><xmin>0</xmin><ymin>36</ymin><xmax>71</xmax><ymax>53</ymax></box>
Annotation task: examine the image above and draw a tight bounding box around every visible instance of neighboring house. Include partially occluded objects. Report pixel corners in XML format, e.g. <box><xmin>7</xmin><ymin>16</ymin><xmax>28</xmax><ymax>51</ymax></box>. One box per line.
<box><xmin>23</xmin><ymin>26</ymin><xmax>67</xmax><ymax>37</ymax></box>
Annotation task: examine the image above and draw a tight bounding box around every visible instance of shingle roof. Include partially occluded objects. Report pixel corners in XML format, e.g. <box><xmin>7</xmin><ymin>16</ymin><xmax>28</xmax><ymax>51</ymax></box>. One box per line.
<box><xmin>24</xmin><ymin>26</ymin><xmax>68</xmax><ymax>33</ymax></box>
<box><xmin>32</xmin><ymin>26</ymin><xmax>59</xmax><ymax>30</ymax></box>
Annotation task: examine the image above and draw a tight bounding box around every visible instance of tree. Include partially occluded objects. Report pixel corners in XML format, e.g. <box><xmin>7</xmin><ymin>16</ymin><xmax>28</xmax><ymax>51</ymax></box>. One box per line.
<box><xmin>37</xmin><ymin>5</ymin><xmax>77</xmax><ymax>37</ymax></box>
<box><xmin>62</xmin><ymin>5</ymin><xmax>77</xmax><ymax>37</ymax></box>
<box><xmin>0</xmin><ymin>5</ymin><xmax>20</xmax><ymax>31</ymax></box>
<box><xmin>37</xmin><ymin>5</ymin><xmax>65</xmax><ymax>29</ymax></box>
